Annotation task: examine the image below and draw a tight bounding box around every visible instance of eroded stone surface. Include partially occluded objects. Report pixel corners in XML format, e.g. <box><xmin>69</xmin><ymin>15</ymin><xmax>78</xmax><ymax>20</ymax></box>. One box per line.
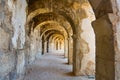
<box><xmin>0</xmin><ymin>27</ymin><xmax>10</xmax><ymax>51</ymax></box>
<box><xmin>92</xmin><ymin>15</ymin><xmax>115</xmax><ymax>80</ymax></box>
<box><xmin>0</xmin><ymin>51</ymin><xmax>15</xmax><ymax>78</ymax></box>
<box><xmin>0</xmin><ymin>0</ymin><xmax>27</xmax><ymax>80</ymax></box>
<box><xmin>0</xmin><ymin>0</ymin><xmax>120</xmax><ymax>80</ymax></box>
<box><xmin>80</xmin><ymin>18</ymin><xmax>95</xmax><ymax>75</ymax></box>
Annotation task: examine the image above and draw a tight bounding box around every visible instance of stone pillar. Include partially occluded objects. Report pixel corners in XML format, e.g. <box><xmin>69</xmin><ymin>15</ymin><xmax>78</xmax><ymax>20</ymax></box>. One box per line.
<box><xmin>29</xmin><ymin>40</ymin><xmax>35</xmax><ymax>63</ymax></box>
<box><xmin>73</xmin><ymin>18</ymin><xmax>95</xmax><ymax>76</ymax></box>
<box><xmin>42</xmin><ymin>40</ymin><xmax>44</xmax><ymax>55</ymax></box>
<box><xmin>47</xmin><ymin>40</ymin><xmax>49</xmax><ymax>53</ymax></box>
<box><xmin>36</xmin><ymin>39</ymin><xmax>42</xmax><ymax>58</ymax></box>
<box><xmin>73</xmin><ymin>34</ymin><xmax>82</xmax><ymax>76</ymax></box>
<box><xmin>58</xmin><ymin>40</ymin><xmax>60</xmax><ymax>50</ymax></box>
<box><xmin>92</xmin><ymin>15</ymin><xmax>115</xmax><ymax>80</ymax></box>
<box><xmin>68</xmin><ymin>37</ymin><xmax>73</xmax><ymax>64</ymax></box>
<box><xmin>48</xmin><ymin>40</ymin><xmax>53</xmax><ymax>53</ymax></box>
<box><xmin>64</xmin><ymin>38</ymin><xmax>68</xmax><ymax>58</ymax></box>
<box><xmin>44</xmin><ymin>41</ymin><xmax>47</xmax><ymax>54</ymax></box>
<box><xmin>40</xmin><ymin>40</ymin><xmax>42</xmax><ymax>55</ymax></box>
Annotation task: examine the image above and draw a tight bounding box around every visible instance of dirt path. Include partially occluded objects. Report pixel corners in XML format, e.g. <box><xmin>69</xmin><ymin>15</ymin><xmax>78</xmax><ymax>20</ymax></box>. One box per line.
<box><xmin>24</xmin><ymin>53</ymin><xmax>95</xmax><ymax>80</ymax></box>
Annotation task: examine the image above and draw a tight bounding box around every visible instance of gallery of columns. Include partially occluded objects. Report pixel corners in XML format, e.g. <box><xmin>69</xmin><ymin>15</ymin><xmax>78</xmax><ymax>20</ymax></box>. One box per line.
<box><xmin>0</xmin><ymin>0</ymin><xmax>120</xmax><ymax>80</ymax></box>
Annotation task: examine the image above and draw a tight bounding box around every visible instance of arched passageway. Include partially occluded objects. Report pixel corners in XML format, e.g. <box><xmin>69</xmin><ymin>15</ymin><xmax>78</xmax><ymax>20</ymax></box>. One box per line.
<box><xmin>27</xmin><ymin>0</ymin><xmax>95</xmax><ymax>78</ymax></box>
<box><xmin>0</xmin><ymin>0</ymin><xmax>120</xmax><ymax>80</ymax></box>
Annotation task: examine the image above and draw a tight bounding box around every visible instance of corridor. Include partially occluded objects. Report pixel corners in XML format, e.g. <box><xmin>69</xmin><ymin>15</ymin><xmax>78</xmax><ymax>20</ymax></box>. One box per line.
<box><xmin>1</xmin><ymin>0</ymin><xmax>119</xmax><ymax>80</ymax></box>
<box><xmin>24</xmin><ymin>53</ymin><xmax>95</xmax><ymax>80</ymax></box>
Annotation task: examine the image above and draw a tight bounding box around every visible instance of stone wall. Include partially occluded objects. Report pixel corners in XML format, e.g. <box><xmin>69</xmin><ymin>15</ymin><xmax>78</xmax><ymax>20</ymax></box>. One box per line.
<box><xmin>80</xmin><ymin>18</ymin><xmax>95</xmax><ymax>75</ymax></box>
<box><xmin>0</xmin><ymin>0</ymin><xmax>27</xmax><ymax>80</ymax></box>
<box><xmin>109</xmin><ymin>0</ymin><xmax>120</xmax><ymax>80</ymax></box>
<box><xmin>89</xmin><ymin>0</ymin><xmax>120</xmax><ymax>80</ymax></box>
<box><xmin>1</xmin><ymin>0</ymin><xmax>120</xmax><ymax>80</ymax></box>
<box><xmin>27</xmin><ymin>29</ymin><xmax>42</xmax><ymax>63</ymax></box>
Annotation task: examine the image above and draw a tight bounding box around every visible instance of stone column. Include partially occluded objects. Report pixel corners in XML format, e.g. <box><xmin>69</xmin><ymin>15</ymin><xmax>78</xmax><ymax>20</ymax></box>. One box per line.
<box><xmin>44</xmin><ymin>41</ymin><xmax>47</xmax><ymax>54</ymax></box>
<box><xmin>64</xmin><ymin>38</ymin><xmax>68</xmax><ymax>58</ymax></box>
<box><xmin>92</xmin><ymin>15</ymin><xmax>115</xmax><ymax>80</ymax></box>
<box><xmin>46</xmin><ymin>40</ymin><xmax>49</xmax><ymax>53</ymax></box>
<box><xmin>42</xmin><ymin>38</ymin><xmax>44</xmax><ymax>55</ymax></box>
<box><xmin>40</xmin><ymin>40</ymin><xmax>42</xmax><ymax>55</ymax></box>
<box><xmin>36</xmin><ymin>39</ymin><xmax>42</xmax><ymax>58</ymax></box>
<box><xmin>58</xmin><ymin>40</ymin><xmax>60</xmax><ymax>50</ymax></box>
<box><xmin>48</xmin><ymin>40</ymin><xmax>53</xmax><ymax>53</ymax></box>
<box><xmin>73</xmin><ymin>34</ymin><xmax>83</xmax><ymax>76</ymax></box>
<box><xmin>73</xmin><ymin>18</ymin><xmax>95</xmax><ymax>76</ymax></box>
<box><xmin>68</xmin><ymin>37</ymin><xmax>73</xmax><ymax>64</ymax></box>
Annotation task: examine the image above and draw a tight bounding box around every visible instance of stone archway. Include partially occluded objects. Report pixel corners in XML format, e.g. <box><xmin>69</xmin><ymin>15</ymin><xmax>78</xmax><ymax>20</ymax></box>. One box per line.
<box><xmin>1</xmin><ymin>0</ymin><xmax>120</xmax><ymax>80</ymax></box>
<box><xmin>48</xmin><ymin>34</ymin><xmax>65</xmax><ymax>54</ymax></box>
<box><xmin>27</xmin><ymin>0</ymin><xmax>96</xmax><ymax>77</ymax></box>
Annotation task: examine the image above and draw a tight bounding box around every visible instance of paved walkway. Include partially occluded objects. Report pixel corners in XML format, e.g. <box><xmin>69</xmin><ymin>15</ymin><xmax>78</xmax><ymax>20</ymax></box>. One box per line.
<box><xmin>24</xmin><ymin>53</ymin><xmax>95</xmax><ymax>80</ymax></box>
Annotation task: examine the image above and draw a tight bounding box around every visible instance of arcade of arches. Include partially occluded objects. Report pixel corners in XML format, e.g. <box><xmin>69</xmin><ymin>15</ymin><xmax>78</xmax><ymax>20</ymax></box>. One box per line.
<box><xmin>0</xmin><ymin>0</ymin><xmax>120</xmax><ymax>80</ymax></box>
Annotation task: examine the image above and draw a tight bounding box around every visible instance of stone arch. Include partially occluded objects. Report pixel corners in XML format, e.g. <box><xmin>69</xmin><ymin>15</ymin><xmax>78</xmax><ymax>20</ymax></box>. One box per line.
<box><xmin>1</xmin><ymin>0</ymin><xmax>120</xmax><ymax>80</ymax></box>
<box><xmin>44</xmin><ymin>30</ymin><xmax>65</xmax><ymax>41</ymax></box>
<box><xmin>27</xmin><ymin>0</ymin><xmax>117</xmax><ymax>78</ymax></box>
<box><xmin>40</xmin><ymin>28</ymin><xmax>66</xmax><ymax>38</ymax></box>
<box><xmin>32</xmin><ymin>13</ymin><xmax>73</xmax><ymax>35</ymax></box>
<box><xmin>39</xmin><ymin>24</ymin><xmax>67</xmax><ymax>54</ymax></box>
<box><xmin>38</xmin><ymin>24</ymin><xmax>68</xmax><ymax>39</ymax></box>
<box><xmin>48</xmin><ymin>33</ymin><xmax>65</xmax><ymax>54</ymax></box>
<box><xmin>41</xmin><ymin>30</ymin><xmax>68</xmax><ymax>56</ymax></box>
<box><xmin>49</xmin><ymin>34</ymin><xmax>64</xmax><ymax>44</ymax></box>
<box><xmin>43</xmin><ymin>30</ymin><xmax>65</xmax><ymax>53</ymax></box>
<box><xmin>27</xmin><ymin>10</ymin><xmax>75</xmax><ymax>34</ymax></box>
<box><xmin>27</xmin><ymin>0</ymin><xmax>96</xmax><ymax>77</ymax></box>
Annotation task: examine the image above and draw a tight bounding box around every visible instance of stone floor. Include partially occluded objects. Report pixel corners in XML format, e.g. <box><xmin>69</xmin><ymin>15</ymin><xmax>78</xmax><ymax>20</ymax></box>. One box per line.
<box><xmin>24</xmin><ymin>53</ymin><xmax>95</xmax><ymax>80</ymax></box>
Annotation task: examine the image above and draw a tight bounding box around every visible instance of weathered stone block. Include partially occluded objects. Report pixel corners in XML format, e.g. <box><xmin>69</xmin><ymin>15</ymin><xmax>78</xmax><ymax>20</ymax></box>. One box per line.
<box><xmin>0</xmin><ymin>27</ymin><xmax>10</xmax><ymax>51</ymax></box>
<box><xmin>0</xmin><ymin>51</ymin><xmax>15</xmax><ymax>78</ymax></box>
